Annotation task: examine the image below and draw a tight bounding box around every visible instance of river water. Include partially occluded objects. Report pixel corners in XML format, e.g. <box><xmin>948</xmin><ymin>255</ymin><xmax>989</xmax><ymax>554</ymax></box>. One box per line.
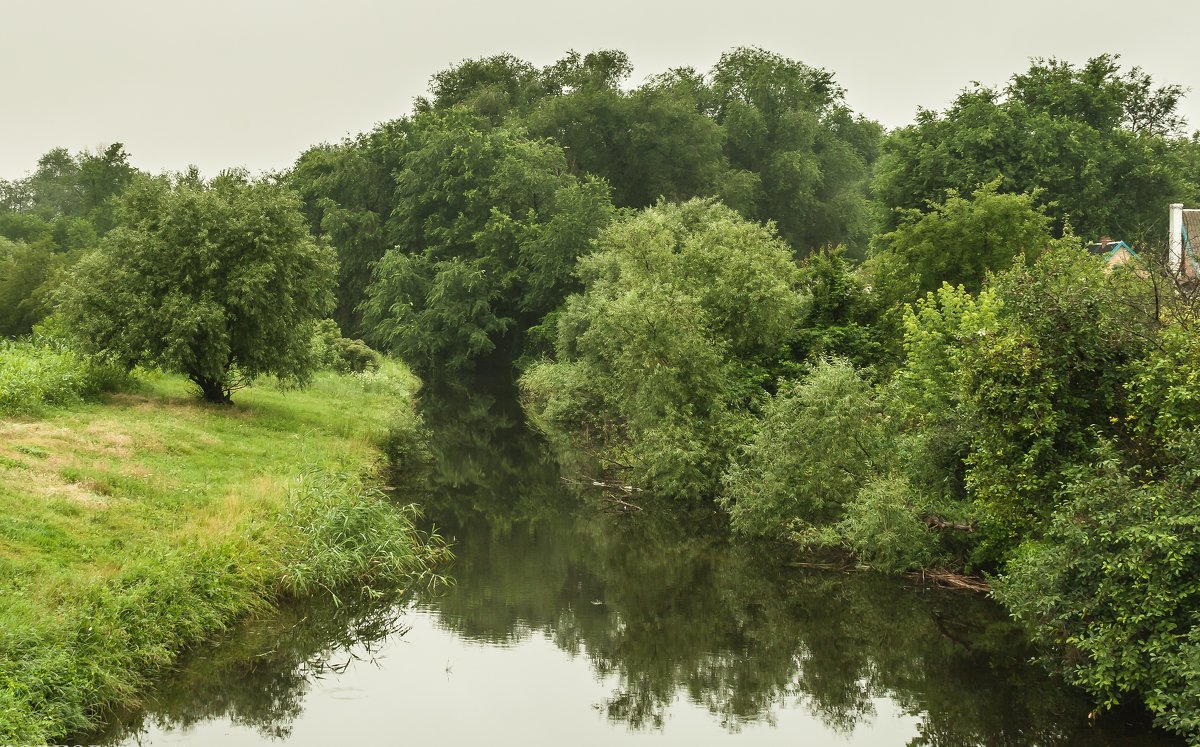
<box><xmin>91</xmin><ymin>376</ymin><xmax>1180</xmax><ymax>746</ymax></box>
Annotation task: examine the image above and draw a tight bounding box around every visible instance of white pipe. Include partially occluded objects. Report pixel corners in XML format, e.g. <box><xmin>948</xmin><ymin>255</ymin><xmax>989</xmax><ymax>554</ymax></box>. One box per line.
<box><xmin>1170</xmin><ymin>203</ymin><xmax>1184</xmax><ymax>277</ymax></box>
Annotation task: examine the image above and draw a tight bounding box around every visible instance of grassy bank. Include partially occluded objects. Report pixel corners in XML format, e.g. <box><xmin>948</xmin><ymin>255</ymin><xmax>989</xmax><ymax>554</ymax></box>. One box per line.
<box><xmin>0</xmin><ymin>363</ymin><xmax>445</xmax><ymax>743</ymax></box>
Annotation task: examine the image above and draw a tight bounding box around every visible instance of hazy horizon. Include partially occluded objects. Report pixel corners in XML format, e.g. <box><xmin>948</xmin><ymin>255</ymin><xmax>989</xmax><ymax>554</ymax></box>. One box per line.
<box><xmin>4</xmin><ymin>0</ymin><xmax>1198</xmax><ymax>180</ymax></box>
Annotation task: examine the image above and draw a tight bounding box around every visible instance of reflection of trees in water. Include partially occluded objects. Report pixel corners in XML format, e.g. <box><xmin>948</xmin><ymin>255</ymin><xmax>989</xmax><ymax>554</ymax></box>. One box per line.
<box><xmin>85</xmin><ymin>593</ymin><xmax>408</xmax><ymax>745</ymax></box>
<box><xmin>417</xmin><ymin>372</ymin><xmax>1173</xmax><ymax>745</ymax></box>
<box><xmin>86</xmin><ymin>373</ymin><xmax>1177</xmax><ymax>746</ymax></box>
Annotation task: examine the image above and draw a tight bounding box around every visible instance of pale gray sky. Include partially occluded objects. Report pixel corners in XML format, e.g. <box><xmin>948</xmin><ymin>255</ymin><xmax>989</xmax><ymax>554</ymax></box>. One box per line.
<box><xmin>3</xmin><ymin>0</ymin><xmax>1197</xmax><ymax>180</ymax></box>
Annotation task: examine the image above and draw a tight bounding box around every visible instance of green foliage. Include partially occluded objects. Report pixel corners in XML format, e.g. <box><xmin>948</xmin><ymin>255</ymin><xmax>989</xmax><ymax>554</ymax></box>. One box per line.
<box><xmin>994</xmin><ymin>440</ymin><xmax>1200</xmax><ymax>740</ymax></box>
<box><xmin>867</xmin><ymin>180</ymin><xmax>1053</xmax><ymax>305</ymax></box>
<box><xmin>522</xmin><ymin>199</ymin><xmax>805</xmax><ymax>499</ymax></box>
<box><xmin>0</xmin><ymin>144</ymin><xmax>140</xmax><ymax>337</ymax></box>
<box><xmin>361</xmin><ymin>110</ymin><xmax>614</xmax><ymax>373</ymax></box>
<box><xmin>1</xmin><ymin>143</ymin><xmax>137</xmax><ymax>242</ymax></box>
<box><xmin>332</xmin><ymin>338</ymin><xmax>381</xmax><ymax>374</ymax></box>
<box><xmin>0</xmin><ymin>338</ymin><xmax>127</xmax><ymax>416</ymax></box>
<box><xmin>58</xmin><ymin>172</ymin><xmax>336</xmax><ymax>403</ymax></box>
<box><xmin>289</xmin><ymin>128</ymin><xmax>401</xmax><ymax>334</ymax></box>
<box><xmin>421</xmin><ymin>53</ymin><xmax>550</xmax><ymax>122</ymax></box>
<box><xmin>958</xmin><ymin>246</ymin><xmax>1150</xmax><ymax>563</ymax></box>
<box><xmin>709</xmin><ymin>48</ymin><xmax>882</xmax><ymax>254</ymax></box>
<box><xmin>878</xmin><ymin>245</ymin><xmax>1156</xmax><ymax>568</ymax></box>
<box><xmin>0</xmin><ymin>239</ymin><xmax>69</xmax><ymax>336</ymax></box>
<box><xmin>890</xmin><ymin>283</ymin><xmax>1002</xmax><ymax>506</ymax></box>
<box><xmin>793</xmin><ymin>245</ymin><xmax>886</xmax><ymax>368</ymax></box>
<box><xmin>310</xmin><ymin>319</ymin><xmax>382</xmax><ymax>374</ymax></box>
<box><xmin>1126</xmin><ymin>323</ymin><xmax>1200</xmax><ymax>455</ymax></box>
<box><xmin>524</xmin><ymin>52</ymin><xmax>726</xmax><ymax>209</ymax></box>
<box><xmin>837</xmin><ymin>474</ymin><xmax>935</xmax><ymax>572</ymax></box>
<box><xmin>276</xmin><ymin>470</ymin><xmax>447</xmax><ymax>597</ymax></box>
<box><xmin>873</xmin><ymin>55</ymin><xmax>1196</xmax><ymax>240</ymax></box>
<box><xmin>720</xmin><ymin>358</ymin><xmax>889</xmax><ymax>534</ymax></box>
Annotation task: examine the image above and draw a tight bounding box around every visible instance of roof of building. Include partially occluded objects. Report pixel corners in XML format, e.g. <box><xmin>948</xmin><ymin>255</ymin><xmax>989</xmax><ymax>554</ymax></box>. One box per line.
<box><xmin>1185</xmin><ymin>210</ymin><xmax>1200</xmax><ymax>253</ymax></box>
<box><xmin>1086</xmin><ymin>239</ymin><xmax>1135</xmax><ymax>260</ymax></box>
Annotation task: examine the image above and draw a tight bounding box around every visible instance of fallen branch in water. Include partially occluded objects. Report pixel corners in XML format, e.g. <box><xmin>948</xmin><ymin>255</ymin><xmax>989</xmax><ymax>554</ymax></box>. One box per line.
<box><xmin>602</xmin><ymin>495</ymin><xmax>644</xmax><ymax>512</ymax></box>
<box><xmin>560</xmin><ymin>475</ymin><xmax>645</xmax><ymax>511</ymax></box>
<box><xmin>560</xmin><ymin>475</ymin><xmax>642</xmax><ymax>495</ymax></box>
<box><xmin>909</xmin><ymin>568</ymin><xmax>991</xmax><ymax>593</ymax></box>
<box><xmin>787</xmin><ymin>560</ymin><xmax>853</xmax><ymax>572</ymax></box>
<box><xmin>788</xmin><ymin>555</ymin><xmax>990</xmax><ymax>593</ymax></box>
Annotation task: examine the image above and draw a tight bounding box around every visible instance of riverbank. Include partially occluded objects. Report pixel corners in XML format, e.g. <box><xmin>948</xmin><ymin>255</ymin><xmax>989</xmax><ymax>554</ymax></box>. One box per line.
<box><xmin>0</xmin><ymin>365</ymin><xmax>446</xmax><ymax>744</ymax></box>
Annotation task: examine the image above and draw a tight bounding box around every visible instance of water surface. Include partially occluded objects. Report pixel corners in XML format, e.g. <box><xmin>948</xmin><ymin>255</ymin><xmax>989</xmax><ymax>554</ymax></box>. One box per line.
<box><xmin>93</xmin><ymin>376</ymin><xmax>1179</xmax><ymax>746</ymax></box>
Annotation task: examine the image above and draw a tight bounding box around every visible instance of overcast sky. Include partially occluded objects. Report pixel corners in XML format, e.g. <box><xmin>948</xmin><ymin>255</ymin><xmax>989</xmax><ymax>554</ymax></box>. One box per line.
<box><xmin>3</xmin><ymin>0</ymin><xmax>1197</xmax><ymax>180</ymax></box>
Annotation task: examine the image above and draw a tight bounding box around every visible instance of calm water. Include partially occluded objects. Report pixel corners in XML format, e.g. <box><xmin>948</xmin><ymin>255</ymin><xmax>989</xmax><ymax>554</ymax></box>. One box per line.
<box><xmin>90</xmin><ymin>375</ymin><xmax>1179</xmax><ymax>746</ymax></box>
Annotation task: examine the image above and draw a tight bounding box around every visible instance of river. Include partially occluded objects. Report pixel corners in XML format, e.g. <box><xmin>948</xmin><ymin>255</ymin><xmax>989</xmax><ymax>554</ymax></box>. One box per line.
<box><xmin>89</xmin><ymin>374</ymin><xmax>1180</xmax><ymax>746</ymax></box>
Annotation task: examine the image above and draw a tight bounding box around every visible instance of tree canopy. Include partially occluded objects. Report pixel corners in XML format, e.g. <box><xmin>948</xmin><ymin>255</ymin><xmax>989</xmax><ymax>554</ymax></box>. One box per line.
<box><xmin>359</xmin><ymin>110</ymin><xmax>614</xmax><ymax>375</ymax></box>
<box><xmin>872</xmin><ymin>55</ymin><xmax>1198</xmax><ymax>242</ymax></box>
<box><xmin>58</xmin><ymin>172</ymin><xmax>335</xmax><ymax>402</ymax></box>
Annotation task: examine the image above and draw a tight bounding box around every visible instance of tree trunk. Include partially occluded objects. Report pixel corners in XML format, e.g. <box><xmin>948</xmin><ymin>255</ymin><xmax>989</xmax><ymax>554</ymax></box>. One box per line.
<box><xmin>191</xmin><ymin>375</ymin><xmax>232</xmax><ymax>404</ymax></box>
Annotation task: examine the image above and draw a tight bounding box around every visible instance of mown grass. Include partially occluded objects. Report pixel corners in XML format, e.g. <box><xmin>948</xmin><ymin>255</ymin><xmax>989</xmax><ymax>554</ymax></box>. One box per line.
<box><xmin>0</xmin><ymin>362</ymin><xmax>446</xmax><ymax>744</ymax></box>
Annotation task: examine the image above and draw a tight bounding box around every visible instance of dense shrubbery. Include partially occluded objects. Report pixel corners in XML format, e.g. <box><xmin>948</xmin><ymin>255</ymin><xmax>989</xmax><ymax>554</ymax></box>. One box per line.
<box><xmin>0</xmin><ymin>144</ymin><xmax>138</xmax><ymax>337</ymax></box>
<box><xmin>995</xmin><ymin>440</ymin><xmax>1200</xmax><ymax>736</ymax></box>
<box><xmin>521</xmin><ymin>199</ymin><xmax>805</xmax><ymax>499</ymax></box>
<box><xmin>311</xmin><ymin>319</ymin><xmax>382</xmax><ymax>373</ymax></box>
<box><xmin>0</xmin><ymin>338</ymin><xmax>128</xmax><ymax>415</ymax></box>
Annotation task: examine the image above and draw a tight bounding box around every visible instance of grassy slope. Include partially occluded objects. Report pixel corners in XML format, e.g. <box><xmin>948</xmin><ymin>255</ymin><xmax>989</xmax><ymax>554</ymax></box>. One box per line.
<box><xmin>0</xmin><ymin>365</ymin><xmax>441</xmax><ymax>743</ymax></box>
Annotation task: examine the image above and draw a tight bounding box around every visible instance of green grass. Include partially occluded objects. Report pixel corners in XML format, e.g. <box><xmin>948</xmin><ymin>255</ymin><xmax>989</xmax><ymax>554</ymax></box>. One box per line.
<box><xmin>0</xmin><ymin>338</ymin><xmax>129</xmax><ymax>416</ymax></box>
<box><xmin>0</xmin><ymin>362</ymin><xmax>446</xmax><ymax>743</ymax></box>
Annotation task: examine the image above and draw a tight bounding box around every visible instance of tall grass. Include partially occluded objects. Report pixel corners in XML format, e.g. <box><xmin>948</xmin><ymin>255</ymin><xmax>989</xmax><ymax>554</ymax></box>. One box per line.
<box><xmin>0</xmin><ymin>365</ymin><xmax>445</xmax><ymax>744</ymax></box>
<box><xmin>0</xmin><ymin>338</ymin><xmax>128</xmax><ymax>415</ymax></box>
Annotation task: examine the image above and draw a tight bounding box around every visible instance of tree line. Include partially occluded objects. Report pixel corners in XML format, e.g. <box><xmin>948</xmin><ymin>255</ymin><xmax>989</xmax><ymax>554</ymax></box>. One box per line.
<box><xmin>3</xmin><ymin>47</ymin><xmax>1200</xmax><ymax>740</ymax></box>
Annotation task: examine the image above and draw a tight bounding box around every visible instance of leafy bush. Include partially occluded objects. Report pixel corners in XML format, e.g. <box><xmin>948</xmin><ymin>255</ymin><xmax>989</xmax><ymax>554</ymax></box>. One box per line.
<box><xmin>521</xmin><ymin>199</ymin><xmax>805</xmax><ymax>499</ymax></box>
<box><xmin>334</xmin><ymin>337</ymin><xmax>382</xmax><ymax>373</ymax></box>
<box><xmin>836</xmin><ymin>475</ymin><xmax>936</xmax><ymax>572</ymax></box>
<box><xmin>0</xmin><ymin>338</ymin><xmax>127</xmax><ymax>416</ymax></box>
<box><xmin>311</xmin><ymin>318</ymin><xmax>383</xmax><ymax>373</ymax></box>
<box><xmin>720</xmin><ymin>358</ymin><xmax>889</xmax><ymax>535</ymax></box>
<box><xmin>994</xmin><ymin>439</ymin><xmax>1200</xmax><ymax>740</ymax></box>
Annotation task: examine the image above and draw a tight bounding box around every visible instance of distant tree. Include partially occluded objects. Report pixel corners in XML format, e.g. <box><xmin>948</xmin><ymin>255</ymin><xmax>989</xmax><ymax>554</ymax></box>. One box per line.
<box><xmin>59</xmin><ymin>172</ymin><xmax>335</xmax><ymax>403</ymax></box>
<box><xmin>866</xmin><ymin>180</ymin><xmax>1054</xmax><ymax>306</ymax></box>
<box><xmin>708</xmin><ymin>47</ymin><xmax>882</xmax><ymax>254</ymax></box>
<box><xmin>74</xmin><ymin>143</ymin><xmax>138</xmax><ymax>232</ymax></box>
<box><xmin>873</xmin><ymin>55</ymin><xmax>1197</xmax><ymax>240</ymax></box>
<box><xmin>361</xmin><ymin>109</ymin><xmax>613</xmax><ymax>374</ymax></box>
<box><xmin>524</xmin><ymin>52</ymin><xmax>726</xmax><ymax>208</ymax></box>
<box><xmin>290</xmin><ymin>123</ymin><xmax>403</xmax><ymax>334</ymax></box>
<box><xmin>0</xmin><ymin>239</ymin><xmax>66</xmax><ymax>337</ymax></box>
<box><xmin>419</xmin><ymin>53</ymin><xmax>550</xmax><ymax>123</ymax></box>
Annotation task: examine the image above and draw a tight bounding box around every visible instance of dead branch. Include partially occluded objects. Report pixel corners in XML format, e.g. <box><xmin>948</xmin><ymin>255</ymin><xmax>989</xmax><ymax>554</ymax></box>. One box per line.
<box><xmin>924</xmin><ymin>515</ymin><xmax>975</xmax><ymax>533</ymax></box>
<box><xmin>910</xmin><ymin>568</ymin><xmax>991</xmax><ymax>593</ymax></box>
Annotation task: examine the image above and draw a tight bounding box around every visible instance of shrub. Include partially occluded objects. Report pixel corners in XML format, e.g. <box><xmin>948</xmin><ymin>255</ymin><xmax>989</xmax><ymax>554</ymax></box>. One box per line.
<box><xmin>720</xmin><ymin>358</ymin><xmax>889</xmax><ymax>536</ymax></box>
<box><xmin>994</xmin><ymin>439</ymin><xmax>1200</xmax><ymax>740</ymax></box>
<box><xmin>0</xmin><ymin>339</ymin><xmax>127</xmax><ymax>416</ymax></box>
<box><xmin>311</xmin><ymin>319</ymin><xmax>383</xmax><ymax>374</ymax></box>
<box><xmin>520</xmin><ymin>199</ymin><xmax>805</xmax><ymax>499</ymax></box>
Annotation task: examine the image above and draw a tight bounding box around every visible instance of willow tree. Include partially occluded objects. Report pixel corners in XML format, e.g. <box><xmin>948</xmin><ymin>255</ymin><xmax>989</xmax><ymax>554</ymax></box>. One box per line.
<box><xmin>59</xmin><ymin>172</ymin><xmax>336</xmax><ymax>403</ymax></box>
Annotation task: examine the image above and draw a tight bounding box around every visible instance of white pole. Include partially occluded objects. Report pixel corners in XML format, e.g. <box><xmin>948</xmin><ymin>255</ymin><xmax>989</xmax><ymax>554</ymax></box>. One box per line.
<box><xmin>1170</xmin><ymin>203</ymin><xmax>1184</xmax><ymax>277</ymax></box>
